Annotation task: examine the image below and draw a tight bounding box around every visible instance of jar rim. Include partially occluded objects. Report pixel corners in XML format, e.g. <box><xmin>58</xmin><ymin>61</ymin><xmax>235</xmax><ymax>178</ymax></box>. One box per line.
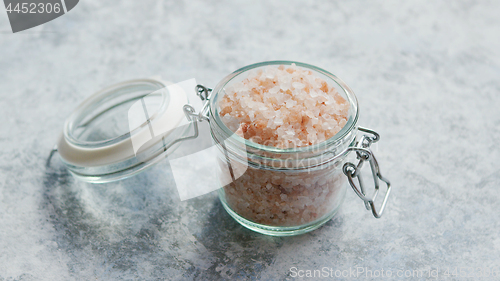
<box><xmin>64</xmin><ymin>79</ymin><xmax>169</xmax><ymax>148</ymax></box>
<box><xmin>209</xmin><ymin>60</ymin><xmax>359</xmax><ymax>154</ymax></box>
<box><xmin>57</xmin><ymin>78</ymin><xmax>189</xmax><ymax>183</ymax></box>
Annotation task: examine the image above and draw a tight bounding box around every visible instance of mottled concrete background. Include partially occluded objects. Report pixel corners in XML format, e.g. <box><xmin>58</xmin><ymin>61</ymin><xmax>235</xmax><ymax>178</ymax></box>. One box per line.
<box><xmin>1</xmin><ymin>1</ymin><xmax>500</xmax><ymax>280</ymax></box>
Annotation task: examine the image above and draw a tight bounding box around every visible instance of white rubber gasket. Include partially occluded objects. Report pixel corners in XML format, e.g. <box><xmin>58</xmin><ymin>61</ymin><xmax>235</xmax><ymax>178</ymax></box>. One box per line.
<box><xmin>57</xmin><ymin>78</ymin><xmax>187</xmax><ymax>168</ymax></box>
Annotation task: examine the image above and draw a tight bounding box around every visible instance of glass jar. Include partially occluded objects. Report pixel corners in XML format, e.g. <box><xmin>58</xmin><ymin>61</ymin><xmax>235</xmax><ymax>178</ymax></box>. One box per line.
<box><xmin>55</xmin><ymin>61</ymin><xmax>391</xmax><ymax>237</ymax></box>
<box><xmin>206</xmin><ymin>61</ymin><xmax>389</xmax><ymax>236</ymax></box>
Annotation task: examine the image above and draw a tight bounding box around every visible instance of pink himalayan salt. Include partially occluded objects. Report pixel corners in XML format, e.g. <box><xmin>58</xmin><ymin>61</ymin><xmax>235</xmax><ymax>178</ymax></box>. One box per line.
<box><xmin>219</xmin><ymin>64</ymin><xmax>349</xmax><ymax>149</ymax></box>
<box><xmin>221</xmin><ymin>161</ymin><xmax>345</xmax><ymax>226</ymax></box>
<box><xmin>218</xmin><ymin>64</ymin><xmax>349</xmax><ymax>226</ymax></box>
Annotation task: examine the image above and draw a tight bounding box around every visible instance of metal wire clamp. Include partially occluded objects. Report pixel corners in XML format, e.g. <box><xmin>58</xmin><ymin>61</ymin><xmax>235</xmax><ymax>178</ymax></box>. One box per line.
<box><xmin>160</xmin><ymin>85</ymin><xmax>212</xmax><ymax>151</ymax></box>
<box><xmin>343</xmin><ymin>127</ymin><xmax>391</xmax><ymax>218</ymax></box>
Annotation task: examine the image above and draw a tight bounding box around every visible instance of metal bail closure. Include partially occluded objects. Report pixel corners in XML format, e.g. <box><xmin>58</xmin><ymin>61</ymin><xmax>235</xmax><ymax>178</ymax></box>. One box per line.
<box><xmin>343</xmin><ymin>127</ymin><xmax>391</xmax><ymax>218</ymax></box>
<box><xmin>177</xmin><ymin>85</ymin><xmax>213</xmax><ymax>142</ymax></box>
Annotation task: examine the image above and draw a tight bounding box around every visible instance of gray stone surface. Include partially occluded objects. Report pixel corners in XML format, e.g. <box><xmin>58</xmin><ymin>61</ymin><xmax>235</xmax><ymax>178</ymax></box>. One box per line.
<box><xmin>1</xmin><ymin>0</ymin><xmax>500</xmax><ymax>280</ymax></box>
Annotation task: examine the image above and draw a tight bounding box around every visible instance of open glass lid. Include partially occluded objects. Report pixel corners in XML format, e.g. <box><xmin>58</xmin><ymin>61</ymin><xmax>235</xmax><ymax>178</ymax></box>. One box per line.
<box><xmin>57</xmin><ymin>78</ymin><xmax>199</xmax><ymax>183</ymax></box>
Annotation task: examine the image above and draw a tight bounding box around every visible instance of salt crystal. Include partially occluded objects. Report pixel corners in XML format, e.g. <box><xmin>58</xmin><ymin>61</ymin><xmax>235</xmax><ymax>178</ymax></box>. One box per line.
<box><xmin>285</xmin><ymin>100</ymin><xmax>296</xmax><ymax>108</ymax></box>
<box><xmin>269</xmin><ymin>86</ymin><xmax>280</xmax><ymax>94</ymax></box>
<box><xmin>292</xmin><ymin>82</ymin><xmax>305</xmax><ymax>90</ymax></box>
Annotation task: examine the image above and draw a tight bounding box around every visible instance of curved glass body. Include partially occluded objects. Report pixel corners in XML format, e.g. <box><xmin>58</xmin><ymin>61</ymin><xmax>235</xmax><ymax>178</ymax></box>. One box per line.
<box><xmin>209</xmin><ymin>61</ymin><xmax>359</xmax><ymax>236</ymax></box>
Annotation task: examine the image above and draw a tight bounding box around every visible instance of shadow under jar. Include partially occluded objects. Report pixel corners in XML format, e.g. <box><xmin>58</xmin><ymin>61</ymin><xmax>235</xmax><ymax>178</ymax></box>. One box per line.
<box><xmin>206</xmin><ymin>61</ymin><xmax>391</xmax><ymax>236</ymax></box>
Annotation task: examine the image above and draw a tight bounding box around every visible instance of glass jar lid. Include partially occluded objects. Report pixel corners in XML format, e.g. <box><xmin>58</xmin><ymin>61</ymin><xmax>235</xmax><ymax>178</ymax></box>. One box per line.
<box><xmin>57</xmin><ymin>78</ymin><xmax>193</xmax><ymax>183</ymax></box>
